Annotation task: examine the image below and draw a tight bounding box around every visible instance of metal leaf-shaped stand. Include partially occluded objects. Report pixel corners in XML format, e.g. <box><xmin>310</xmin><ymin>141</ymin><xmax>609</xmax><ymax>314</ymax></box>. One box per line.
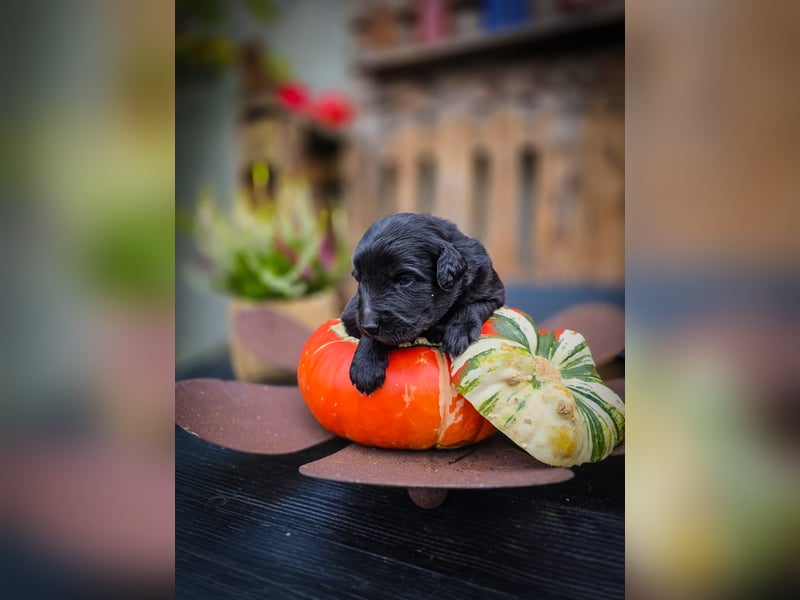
<box><xmin>176</xmin><ymin>302</ymin><xmax>625</xmax><ymax>509</ymax></box>
<box><xmin>175</xmin><ymin>379</ymin><xmax>334</xmax><ymax>454</ymax></box>
<box><xmin>175</xmin><ymin>376</ymin><xmax>624</xmax><ymax>508</ymax></box>
<box><xmin>300</xmin><ymin>436</ymin><xmax>576</xmax><ymax>508</ymax></box>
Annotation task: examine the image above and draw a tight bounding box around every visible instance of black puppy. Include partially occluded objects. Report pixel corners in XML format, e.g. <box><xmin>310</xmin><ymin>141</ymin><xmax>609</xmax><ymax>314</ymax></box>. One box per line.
<box><xmin>341</xmin><ymin>213</ymin><xmax>505</xmax><ymax>395</ymax></box>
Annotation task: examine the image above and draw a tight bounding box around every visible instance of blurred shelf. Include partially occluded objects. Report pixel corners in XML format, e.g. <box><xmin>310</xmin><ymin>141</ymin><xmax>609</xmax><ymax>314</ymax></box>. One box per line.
<box><xmin>356</xmin><ymin>3</ymin><xmax>624</xmax><ymax>74</ymax></box>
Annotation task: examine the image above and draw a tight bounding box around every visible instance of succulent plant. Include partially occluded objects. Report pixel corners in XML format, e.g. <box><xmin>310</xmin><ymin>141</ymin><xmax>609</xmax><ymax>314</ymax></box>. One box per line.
<box><xmin>191</xmin><ymin>180</ymin><xmax>348</xmax><ymax>300</ymax></box>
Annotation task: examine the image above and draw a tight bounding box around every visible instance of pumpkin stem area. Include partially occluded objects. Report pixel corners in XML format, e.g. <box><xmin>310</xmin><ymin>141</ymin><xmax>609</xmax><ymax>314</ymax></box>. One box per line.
<box><xmin>532</xmin><ymin>355</ymin><xmax>562</xmax><ymax>385</ymax></box>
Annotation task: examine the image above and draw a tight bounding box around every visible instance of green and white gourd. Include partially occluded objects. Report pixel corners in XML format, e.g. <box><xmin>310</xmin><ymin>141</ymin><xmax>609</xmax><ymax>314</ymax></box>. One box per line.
<box><xmin>451</xmin><ymin>307</ymin><xmax>625</xmax><ymax>467</ymax></box>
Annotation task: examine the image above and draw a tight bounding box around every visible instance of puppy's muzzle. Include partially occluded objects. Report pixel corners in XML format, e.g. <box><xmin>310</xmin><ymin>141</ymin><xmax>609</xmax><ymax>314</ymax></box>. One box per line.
<box><xmin>357</xmin><ymin>293</ymin><xmax>381</xmax><ymax>337</ymax></box>
<box><xmin>359</xmin><ymin>311</ymin><xmax>380</xmax><ymax>337</ymax></box>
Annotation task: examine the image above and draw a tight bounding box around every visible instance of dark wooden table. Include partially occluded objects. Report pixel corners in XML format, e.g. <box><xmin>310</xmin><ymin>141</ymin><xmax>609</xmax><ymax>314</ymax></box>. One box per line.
<box><xmin>176</xmin><ymin>359</ymin><xmax>624</xmax><ymax>599</ymax></box>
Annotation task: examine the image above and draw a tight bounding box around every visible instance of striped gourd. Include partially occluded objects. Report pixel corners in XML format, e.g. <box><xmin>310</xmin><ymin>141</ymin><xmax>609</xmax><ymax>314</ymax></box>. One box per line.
<box><xmin>451</xmin><ymin>307</ymin><xmax>625</xmax><ymax>467</ymax></box>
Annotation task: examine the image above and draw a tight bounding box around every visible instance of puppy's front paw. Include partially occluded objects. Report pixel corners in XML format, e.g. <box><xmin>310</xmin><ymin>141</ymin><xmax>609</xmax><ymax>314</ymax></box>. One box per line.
<box><xmin>442</xmin><ymin>321</ymin><xmax>482</xmax><ymax>357</ymax></box>
<box><xmin>349</xmin><ymin>354</ymin><xmax>387</xmax><ymax>395</ymax></box>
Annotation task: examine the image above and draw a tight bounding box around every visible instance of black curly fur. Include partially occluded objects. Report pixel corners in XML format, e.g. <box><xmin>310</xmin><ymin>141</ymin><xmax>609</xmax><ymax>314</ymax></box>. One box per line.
<box><xmin>341</xmin><ymin>213</ymin><xmax>505</xmax><ymax>394</ymax></box>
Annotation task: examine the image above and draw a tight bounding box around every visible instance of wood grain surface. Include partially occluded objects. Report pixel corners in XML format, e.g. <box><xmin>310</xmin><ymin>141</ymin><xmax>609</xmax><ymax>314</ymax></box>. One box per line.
<box><xmin>177</xmin><ymin>423</ymin><xmax>624</xmax><ymax>599</ymax></box>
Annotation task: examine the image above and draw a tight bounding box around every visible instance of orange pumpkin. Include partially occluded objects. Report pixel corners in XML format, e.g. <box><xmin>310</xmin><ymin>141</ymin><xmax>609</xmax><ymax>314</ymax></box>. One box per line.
<box><xmin>297</xmin><ymin>319</ymin><xmax>496</xmax><ymax>449</ymax></box>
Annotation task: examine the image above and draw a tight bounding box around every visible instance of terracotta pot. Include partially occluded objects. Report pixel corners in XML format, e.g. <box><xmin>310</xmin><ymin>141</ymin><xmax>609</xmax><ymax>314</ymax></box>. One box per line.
<box><xmin>228</xmin><ymin>289</ymin><xmax>341</xmax><ymax>383</ymax></box>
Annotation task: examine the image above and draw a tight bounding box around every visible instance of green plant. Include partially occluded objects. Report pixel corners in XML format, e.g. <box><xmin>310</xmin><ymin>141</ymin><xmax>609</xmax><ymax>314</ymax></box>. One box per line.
<box><xmin>191</xmin><ymin>180</ymin><xmax>348</xmax><ymax>300</ymax></box>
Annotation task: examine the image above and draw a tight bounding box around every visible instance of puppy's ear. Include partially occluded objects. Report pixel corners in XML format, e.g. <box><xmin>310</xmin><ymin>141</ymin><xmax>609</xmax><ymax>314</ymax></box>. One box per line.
<box><xmin>436</xmin><ymin>243</ymin><xmax>466</xmax><ymax>290</ymax></box>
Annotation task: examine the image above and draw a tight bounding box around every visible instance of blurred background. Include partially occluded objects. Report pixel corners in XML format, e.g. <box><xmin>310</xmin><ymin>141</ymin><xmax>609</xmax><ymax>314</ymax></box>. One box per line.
<box><xmin>176</xmin><ymin>0</ymin><xmax>624</xmax><ymax>373</ymax></box>
<box><xmin>1</xmin><ymin>0</ymin><xmax>175</xmax><ymax>597</ymax></box>
<box><xmin>626</xmin><ymin>2</ymin><xmax>800</xmax><ymax>598</ymax></box>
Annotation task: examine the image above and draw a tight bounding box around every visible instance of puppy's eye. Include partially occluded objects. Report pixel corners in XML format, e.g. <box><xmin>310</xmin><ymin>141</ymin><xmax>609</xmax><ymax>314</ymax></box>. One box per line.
<box><xmin>396</xmin><ymin>276</ymin><xmax>414</xmax><ymax>287</ymax></box>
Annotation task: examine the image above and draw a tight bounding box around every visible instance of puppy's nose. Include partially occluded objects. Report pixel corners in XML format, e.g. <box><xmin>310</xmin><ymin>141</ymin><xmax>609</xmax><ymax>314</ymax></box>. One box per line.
<box><xmin>361</xmin><ymin>318</ymin><xmax>380</xmax><ymax>336</ymax></box>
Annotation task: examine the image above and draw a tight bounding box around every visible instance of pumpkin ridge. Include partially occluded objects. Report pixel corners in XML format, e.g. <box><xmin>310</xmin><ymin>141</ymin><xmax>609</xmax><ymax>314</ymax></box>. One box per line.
<box><xmin>490</xmin><ymin>306</ymin><xmax>539</xmax><ymax>353</ymax></box>
<box><xmin>574</xmin><ymin>400</ymin><xmax>607</xmax><ymax>462</ymax></box>
<box><xmin>311</xmin><ymin>338</ymin><xmax>346</xmax><ymax>357</ymax></box>
<box><xmin>558</xmin><ymin>338</ymin><xmax>588</xmax><ymax>365</ymax></box>
<box><xmin>435</xmin><ymin>350</ymin><xmax>458</xmax><ymax>444</ymax></box>
<box><xmin>567</xmin><ymin>378</ymin><xmax>625</xmax><ymax>440</ymax></box>
<box><xmin>536</xmin><ymin>330</ymin><xmax>557</xmax><ymax>360</ymax></box>
<box><xmin>485</xmin><ymin>313</ymin><xmax>530</xmax><ymax>350</ymax></box>
<box><xmin>477</xmin><ymin>391</ymin><xmax>500</xmax><ymax>414</ymax></box>
<box><xmin>494</xmin><ymin>307</ymin><xmax>538</xmax><ymax>351</ymax></box>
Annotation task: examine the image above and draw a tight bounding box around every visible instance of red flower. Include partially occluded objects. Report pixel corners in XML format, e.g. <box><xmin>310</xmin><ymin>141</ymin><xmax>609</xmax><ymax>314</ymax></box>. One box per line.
<box><xmin>310</xmin><ymin>91</ymin><xmax>354</xmax><ymax>128</ymax></box>
<box><xmin>276</xmin><ymin>82</ymin><xmax>310</xmax><ymax>112</ymax></box>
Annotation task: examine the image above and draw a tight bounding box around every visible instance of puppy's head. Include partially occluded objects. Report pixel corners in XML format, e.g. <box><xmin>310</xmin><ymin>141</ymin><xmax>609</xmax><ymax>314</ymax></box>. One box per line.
<box><xmin>350</xmin><ymin>213</ymin><xmax>467</xmax><ymax>345</ymax></box>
